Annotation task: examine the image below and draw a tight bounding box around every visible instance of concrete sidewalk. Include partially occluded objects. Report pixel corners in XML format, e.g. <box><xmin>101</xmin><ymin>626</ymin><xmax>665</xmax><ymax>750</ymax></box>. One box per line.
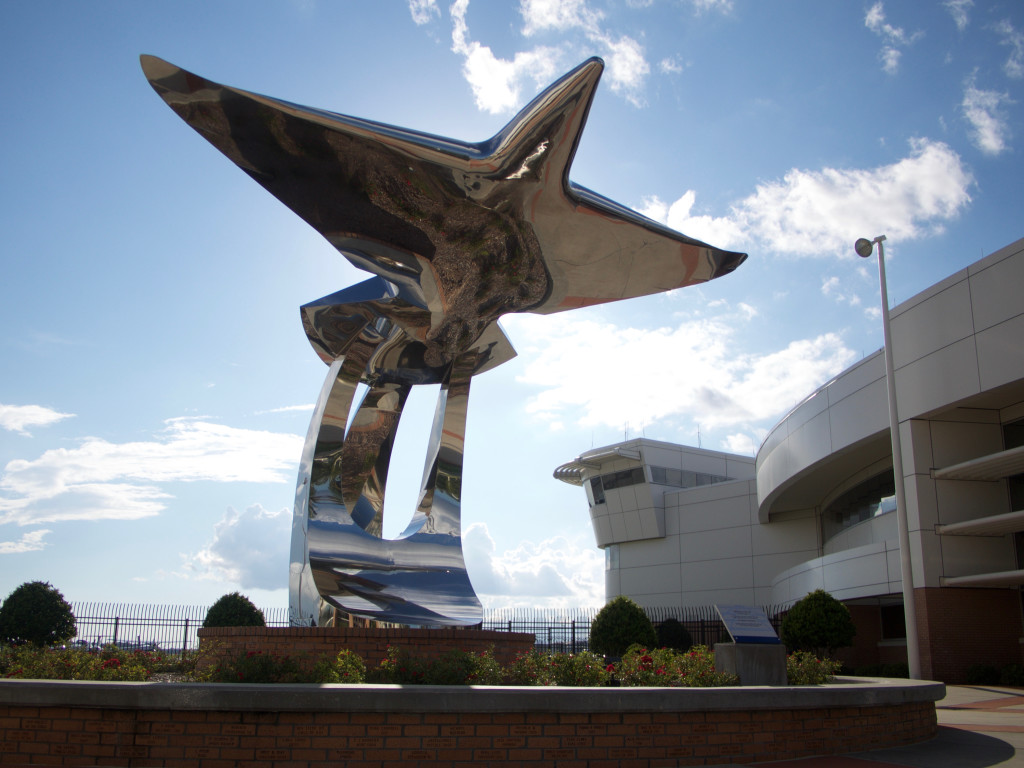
<box><xmin>737</xmin><ymin>685</ymin><xmax>1024</xmax><ymax>767</ymax></box>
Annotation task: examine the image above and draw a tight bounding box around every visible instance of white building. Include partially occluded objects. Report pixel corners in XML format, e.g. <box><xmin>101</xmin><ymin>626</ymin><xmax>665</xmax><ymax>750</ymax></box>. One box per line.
<box><xmin>556</xmin><ymin>236</ymin><xmax>1024</xmax><ymax>682</ymax></box>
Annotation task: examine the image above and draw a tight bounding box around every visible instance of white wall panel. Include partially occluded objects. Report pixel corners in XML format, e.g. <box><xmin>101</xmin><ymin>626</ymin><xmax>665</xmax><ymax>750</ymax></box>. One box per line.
<box><xmin>679</xmin><ymin>556</ymin><xmax>754</xmax><ymax>592</ymax></box>
<box><xmin>970</xmin><ymin>246</ymin><xmax>1024</xmax><ymax>331</ymax></box>
<box><xmin>895</xmin><ymin>337</ymin><xmax>981</xmax><ymax>419</ymax></box>
<box><xmin>890</xmin><ymin>278</ymin><xmax>973</xmax><ymax>369</ymax></box>
<box><xmin>977</xmin><ymin>315</ymin><xmax>1024</xmax><ymax>392</ymax></box>
<box><xmin>620</xmin><ymin>563</ymin><xmax>681</xmax><ymax>597</ymax></box>
<box><xmin>617</xmin><ymin>535</ymin><xmax>680</xmax><ymax>568</ymax></box>
<box><xmin>680</xmin><ymin>526</ymin><xmax>753</xmax><ymax>563</ymax></box>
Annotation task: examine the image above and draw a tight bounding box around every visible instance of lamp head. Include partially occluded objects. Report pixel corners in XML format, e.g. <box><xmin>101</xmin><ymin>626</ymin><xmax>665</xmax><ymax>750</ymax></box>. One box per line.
<box><xmin>854</xmin><ymin>238</ymin><xmax>875</xmax><ymax>258</ymax></box>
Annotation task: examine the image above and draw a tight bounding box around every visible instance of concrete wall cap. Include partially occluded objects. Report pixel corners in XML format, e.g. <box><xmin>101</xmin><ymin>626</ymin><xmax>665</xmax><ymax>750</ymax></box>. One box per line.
<box><xmin>0</xmin><ymin>676</ymin><xmax>944</xmax><ymax>713</ymax></box>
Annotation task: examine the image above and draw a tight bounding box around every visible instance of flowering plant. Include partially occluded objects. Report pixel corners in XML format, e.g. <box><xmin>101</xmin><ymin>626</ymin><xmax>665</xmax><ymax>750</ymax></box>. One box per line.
<box><xmin>786</xmin><ymin>651</ymin><xmax>841</xmax><ymax>685</ymax></box>
<box><xmin>0</xmin><ymin>644</ymin><xmax>164</xmax><ymax>681</ymax></box>
<box><xmin>613</xmin><ymin>645</ymin><xmax>739</xmax><ymax>687</ymax></box>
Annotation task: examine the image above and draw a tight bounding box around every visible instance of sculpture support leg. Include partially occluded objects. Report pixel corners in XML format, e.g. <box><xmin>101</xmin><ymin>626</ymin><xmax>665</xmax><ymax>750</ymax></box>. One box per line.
<box><xmin>289</xmin><ymin>352</ymin><xmax>482</xmax><ymax>627</ymax></box>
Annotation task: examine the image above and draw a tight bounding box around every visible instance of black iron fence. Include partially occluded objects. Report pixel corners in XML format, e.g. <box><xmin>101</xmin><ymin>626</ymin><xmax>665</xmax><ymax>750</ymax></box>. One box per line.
<box><xmin>69</xmin><ymin>603</ymin><xmax>289</xmax><ymax>653</ymax></box>
<box><xmin>69</xmin><ymin>603</ymin><xmax>786</xmax><ymax>656</ymax></box>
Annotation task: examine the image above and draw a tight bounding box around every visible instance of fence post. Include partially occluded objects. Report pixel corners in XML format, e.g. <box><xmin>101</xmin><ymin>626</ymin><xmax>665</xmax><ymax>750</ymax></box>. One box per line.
<box><xmin>112</xmin><ymin>616</ymin><xmax>119</xmax><ymax>646</ymax></box>
<box><xmin>182</xmin><ymin>618</ymin><xmax>189</xmax><ymax>654</ymax></box>
<box><xmin>571</xmin><ymin>620</ymin><xmax>576</xmax><ymax>654</ymax></box>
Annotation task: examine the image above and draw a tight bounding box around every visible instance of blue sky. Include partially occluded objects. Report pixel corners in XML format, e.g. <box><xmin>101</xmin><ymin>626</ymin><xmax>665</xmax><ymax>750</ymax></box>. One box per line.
<box><xmin>1</xmin><ymin>0</ymin><xmax>1022</xmax><ymax>612</ymax></box>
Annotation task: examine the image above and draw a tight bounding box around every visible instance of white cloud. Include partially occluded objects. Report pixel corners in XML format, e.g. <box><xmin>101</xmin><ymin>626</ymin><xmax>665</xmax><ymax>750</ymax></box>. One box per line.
<box><xmin>447</xmin><ymin>0</ymin><xmax>651</xmax><ymax>113</ymax></box>
<box><xmin>739</xmin><ymin>138</ymin><xmax>971</xmax><ymax>256</ymax></box>
<box><xmin>504</xmin><ymin>312</ymin><xmax>855</xmax><ymax>433</ymax></box>
<box><xmin>0</xmin><ymin>418</ymin><xmax>302</xmax><ymax>526</ymax></box>
<box><xmin>865</xmin><ymin>2</ymin><xmax>910</xmax><ymax>44</ymax></box>
<box><xmin>184</xmin><ymin>504</ymin><xmax>290</xmax><ymax>590</ymax></box>
<box><xmin>0</xmin><ymin>404</ymin><xmax>74</xmax><ymax>436</ymax></box>
<box><xmin>996</xmin><ymin>20</ymin><xmax>1024</xmax><ymax>79</ymax></box>
<box><xmin>639</xmin><ymin>190</ymin><xmax>746</xmax><ymax>250</ymax></box>
<box><xmin>962</xmin><ymin>83</ymin><xmax>1012</xmax><ymax>155</ymax></box>
<box><xmin>865</xmin><ymin>2</ymin><xmax>922</xmax><ymax>74</ymax></box>
<box><xmin>450</xmin><ymin>0</ymin><xmax>562</xmax><ymax>114</ymax></box>
<box><xmin>944</xmin><ymin>0</ymin><xmax>972</xmax><ymax>31</ymax></box>
<box><xmin>659</xmin><ymin>56</ymin><xmax>684</xmax><ymax>74</ymax></box>
<box><xmin>722</xmin><ymin>432</ymin><xmax>757</xmax><ymax>456</ymax></box>
<box><xmin>0</xmin><ymin>529</ymin><xmax>51</xmax><ymax>554</ymax></box>
<box><xmin>520</xmin><ymin>0</ymin><xmax>601</xmax><ymax>35</ymax></box>
<box><xmin>463</xmin><ymin>522</ymin><xmax>603</xmax><ymax>608</ymax></box>
<box><xmin>691</xmin><ymin>0</ymin><xmax>733</xmax><ymax>13</ymax></box>
<box><xmin>880</xmin><ymin>46</ymin><xmax>901</xmax><ymax>75</ymax></box>
<box><xmin>256</xmin><ymin>404</ymin><xmax>315</xmax><ymax>415</ymax></box>
<box><xmin>639</xmin><ymin>139</ymin><xmax>972</xmax><ymax>257</ymax></box>
<box><xmin>591</xmin><ymin>32</ymin><xmax>650</xmax><ymax>107</ymax></box>
<box><xmin>408</xmin><ymin>0</ymin><xmax>440</xmax><ymax>25</ymax></box>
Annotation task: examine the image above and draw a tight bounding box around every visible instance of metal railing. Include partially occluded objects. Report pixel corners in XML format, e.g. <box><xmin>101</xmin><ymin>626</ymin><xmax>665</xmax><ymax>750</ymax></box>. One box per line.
<box><xmin>480</xmin><ymin>605</ymin><xmax>787</xmax><ymax>654</ymax></box>
<box><xmin>68</xmin><ymin>603</ymin><xmax>786</xmax><ymax>655</ymax></box>
<box><xmin>69</xmin><ymin>602</ymin><xmax>289</xmax><ymax>653</ymax></box>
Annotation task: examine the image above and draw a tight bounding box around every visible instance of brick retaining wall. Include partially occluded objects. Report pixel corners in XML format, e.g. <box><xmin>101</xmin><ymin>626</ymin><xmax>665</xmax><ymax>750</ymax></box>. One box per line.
<box><xmin>0</xmin><ymin>677</ymin><xmax>943</xmax><ymax>767</ymax></box>
<box><xmin>197</xmin><ymin>626</ymin><xmax>535</xmax><ymax>671</ymax></box>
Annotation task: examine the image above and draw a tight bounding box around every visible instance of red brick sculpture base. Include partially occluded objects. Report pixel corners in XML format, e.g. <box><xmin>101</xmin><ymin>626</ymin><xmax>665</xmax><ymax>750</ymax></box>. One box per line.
<box><xmin>0</xmin><ymin>677</ymin><xmax>943</xmax><ymax>767</ymax></box>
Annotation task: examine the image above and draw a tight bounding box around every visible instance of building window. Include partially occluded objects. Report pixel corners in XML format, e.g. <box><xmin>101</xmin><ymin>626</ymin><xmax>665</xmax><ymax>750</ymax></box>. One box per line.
<box><xmin>880</xmin><ymin>604</ymin><xmax>906</xmax><ymax>639</ymax></box>
<box><xmin>587</xmin><ymin>477</ymin><xmax>605</xmax><ymax>506</ymax></box>
<box><xmin>821</xmin><ymin>471</ymin><xmax>896</xmax><ymax>544</ymax></box>
<box><xmin>649</xmin><ymin>465</ymin><xmax>731</xmax><ymax>489</ymax></box>
<box><xmin>601</xmin><ymin>467</ymin><xmax>646</xmax><ymax>490</ymax></box>
<box><xmin>605</xmin><ymin>544</ymin><xmax>619</xmax><ymax>571</ymax></box>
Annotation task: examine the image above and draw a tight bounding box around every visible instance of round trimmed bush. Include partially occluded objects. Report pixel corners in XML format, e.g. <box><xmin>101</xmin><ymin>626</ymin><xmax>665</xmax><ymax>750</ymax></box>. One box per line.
<box><xmin>202</xmin><ymin>592</ymin><xmax>265</xmax><ymax>628</ymax></box>
<box><xmin>0</xmin><ymin>581</ymin><xmax>76</xmax><ymax>647</ymax></box>
<box><xmin>588</xmin><ymin>596</ymin><xmax>657</xmax><ymax>658</ymax></box>
<box><xmin>780</xmin><ymin>589</ymin><xmax>855</xmax><ymax>655</ymax></box>
<box><xmin>655</xmin><ymin>618</ymin><xmax>693</xmax><ymax>652</ymax></box>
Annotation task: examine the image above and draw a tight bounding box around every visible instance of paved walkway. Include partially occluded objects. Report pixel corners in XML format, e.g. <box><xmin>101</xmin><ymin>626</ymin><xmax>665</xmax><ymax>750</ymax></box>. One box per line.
<box><xmin>736</xmin><ymin>686</ymin><xmax>1024</xmax><ymax>767</ymax></box>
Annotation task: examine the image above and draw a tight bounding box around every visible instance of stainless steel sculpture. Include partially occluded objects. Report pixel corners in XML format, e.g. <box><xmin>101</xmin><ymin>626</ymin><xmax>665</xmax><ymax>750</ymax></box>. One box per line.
<box><xmin>142</xmin><ymin>55</ymin><xmax>746</xmax><ymax>626</ymax></box>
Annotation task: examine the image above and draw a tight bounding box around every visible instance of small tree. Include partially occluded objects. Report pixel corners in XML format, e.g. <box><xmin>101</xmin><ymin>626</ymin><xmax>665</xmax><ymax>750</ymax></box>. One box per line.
<box><xmin>655</xmin><ymin>618</ymin><xmax>693</xmax><ymax>652</ymax></box>
<box><xmin>781</xmin><ymin>589</ymin><xmax>855</xmax><ymax>656</ymax></box>
<box><xmin>0</xmin><ymin>581</ymin><xmax>76</xmax><ymax>647</ymax></box>
<box><xmin>588</xmin><ymin>596</ymin><xmax>657</xmax><ymax>658</ymax></box>
<box><xmin>203</xmin><ymin>592</ymin><xmax>265</xmax><ymax>628</ymax></box>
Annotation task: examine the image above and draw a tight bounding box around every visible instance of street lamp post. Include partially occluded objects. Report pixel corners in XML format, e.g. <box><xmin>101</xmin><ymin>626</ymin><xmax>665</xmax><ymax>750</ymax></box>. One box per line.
<box><xmin>855</xmin><ymin>235</ymin><xmax>922</xmax><ymax>679</ymax></box>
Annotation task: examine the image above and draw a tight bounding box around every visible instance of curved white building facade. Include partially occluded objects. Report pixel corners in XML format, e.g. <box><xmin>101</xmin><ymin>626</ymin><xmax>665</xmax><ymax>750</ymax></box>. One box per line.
<box><xmin>557</xmin><ymin>236</ymin><xmax>1024</xmax><ymax>681</ymax></box>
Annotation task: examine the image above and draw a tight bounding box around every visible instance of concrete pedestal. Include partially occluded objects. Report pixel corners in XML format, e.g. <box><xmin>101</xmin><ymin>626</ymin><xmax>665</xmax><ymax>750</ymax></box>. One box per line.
<box><xmin>715</xmin><ymin>642</ymin><xmax>787</xmax><ymax>686</ymax></box>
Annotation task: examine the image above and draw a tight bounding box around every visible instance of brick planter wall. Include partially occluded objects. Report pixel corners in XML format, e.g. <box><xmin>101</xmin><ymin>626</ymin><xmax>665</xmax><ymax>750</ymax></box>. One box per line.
<box><xmin>0</xmin><ymin>677</ymin><xmax>943</xmax><ymax>767</ymax></box>
<box><xmin>196</xmin><ymin>626</ymin><xmax>535</xmax><ymax>671</ymax></box>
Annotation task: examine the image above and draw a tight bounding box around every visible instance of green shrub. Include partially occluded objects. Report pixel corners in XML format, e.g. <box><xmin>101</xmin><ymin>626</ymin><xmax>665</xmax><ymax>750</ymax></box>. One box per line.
<box><xmin>966</xmin><ymin>663</ymin><xmax>1001</xmax><ymax>685</ymax></box>
<box><xmin>1000</xmin><ymin>663</ymin><xmax>1024</xmax><ymax>687</ymax></box>
<box><xmin>655</xmin><ymin>618</ymin><xmax>692</xmax><ymax>652</ymax></box>
<box><xmin>314</xmin><ymin>648</ymin><xmax>366</xmax><ymax>684</ymax></box>
<box><xmin>209</xmin><ymin>650</ymin><xmax>306</xmax><ymax>683</ymax></box>
<box><xmin>202</xmin><ymin>593</ymin><xmax>265</xmax><ymax>628</ymax></box>
<box><xmin>786</xmin><ymin>651</ymin><xmax>842</xmax><ymax>685</ymax></box>
<box><xmin>0</xmin><ymin>645</ymin><xmax>164</xmax><ymax>681</ymax></box>
<box><xmin>374</xmin><ymin>646</ymin><xmax>503</xmax><ymax>685</ymax></box>
<box><xmin>589</xmin><ymin>596</ymin><xmax>657</xmax><ymax>658</ymax></box>
<box><xmin>0</xmin><ymin>581</ymin><xmax>76</xmax><ymax>647</ymax></box>
<box><xmin>548</xmin><ymin>651</ymin><xmax>610</xmax><ymax>686</ymax></box>
<box><xmin>374</xmin><ymin>646</ymin><xmax>426</xmax><ymax>684</ymax></box>
<box><xmin>780</xmin><ymin>589</ymin><xmax>855</xmax><ymax>656</ymax></box>
<box><xmin>504</xmin><ymin>649</ymin><xmax>555</xmax><ymax>685</ymax></box>
<box><xmin>614</xmin><ymin>645</ymin><xmax>739</xmax><ymax>687</ymax></box>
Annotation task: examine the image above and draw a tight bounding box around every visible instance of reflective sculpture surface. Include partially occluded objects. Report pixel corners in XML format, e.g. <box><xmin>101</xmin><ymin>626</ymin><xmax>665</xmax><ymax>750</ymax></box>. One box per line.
<box><xmin>142</xmin><ymin>55</ymin><xmax>746</xmax><ymax>626</ymax></box>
